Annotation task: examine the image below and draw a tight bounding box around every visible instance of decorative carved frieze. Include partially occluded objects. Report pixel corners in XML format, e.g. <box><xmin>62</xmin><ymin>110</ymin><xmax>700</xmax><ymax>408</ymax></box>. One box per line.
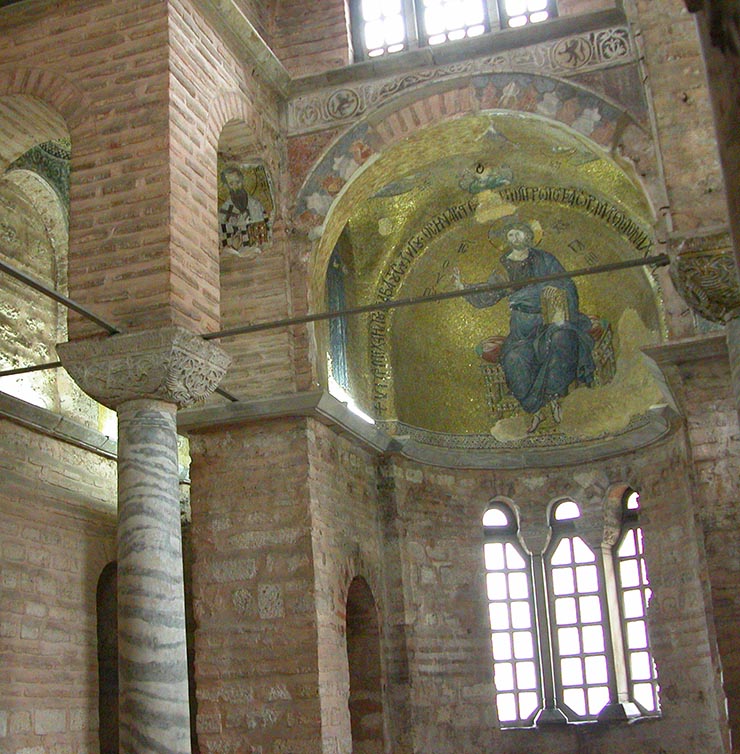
<box><xmin>669</xmin><ymin>229</ymin><xmax>740</xmax><ymax>323</ymax></box>
<box><xmin>57</xmin><ymin>327</ymin><xmax>231</xmax><ymax>409</ymax></box>
<box><xmin>288</xmin><ymin>27</ymin><xmax>633</xmax><ymax>134</ymax></box>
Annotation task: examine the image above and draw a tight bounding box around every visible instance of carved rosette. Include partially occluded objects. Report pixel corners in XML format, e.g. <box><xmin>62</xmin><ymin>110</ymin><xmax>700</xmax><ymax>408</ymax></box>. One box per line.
<box><xmin>669</xmin><ymin>230</ymin><xmax>740</xmax><ymax>323</ymax></box>
<box><xmin>57</xmin><ymin>327</ymin><xmax>231</xmax><ymax>409</ymax></box>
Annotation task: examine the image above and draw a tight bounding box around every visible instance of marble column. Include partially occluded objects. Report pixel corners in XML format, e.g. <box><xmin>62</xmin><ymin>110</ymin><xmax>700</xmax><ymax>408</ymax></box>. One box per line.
<box><xmin>58</xmin><ymin>327</ymin><xmax>230</xmax><ymax>754</ymax></box>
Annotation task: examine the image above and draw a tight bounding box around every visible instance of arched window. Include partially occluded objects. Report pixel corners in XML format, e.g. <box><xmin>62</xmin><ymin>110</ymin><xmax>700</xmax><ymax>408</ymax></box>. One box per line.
<box><xmin>545</xmin><ymin>500</ymin><xmax>611</xmax><ymax>721</ymax></box>
<box><xmin>482</xmin><ymin>493</ymin><xmax>659</xmax><ymax>728</ymax></box>
<box><xmin>614</xmin><ymin>490</ymin><xmax>659</xmax><ymax>714</ymax></box>
<box><xmin>483</xmin><ymin>502</ymin><xmax>541</xmax><ymax>726</ymax></box>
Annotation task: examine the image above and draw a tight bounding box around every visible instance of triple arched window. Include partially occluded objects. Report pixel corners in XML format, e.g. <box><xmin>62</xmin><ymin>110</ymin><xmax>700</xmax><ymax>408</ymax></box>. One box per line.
<box><xmin>482</xmin><ymin>491</ymin><xmax>659</xmax><ymax>727</ymax></box>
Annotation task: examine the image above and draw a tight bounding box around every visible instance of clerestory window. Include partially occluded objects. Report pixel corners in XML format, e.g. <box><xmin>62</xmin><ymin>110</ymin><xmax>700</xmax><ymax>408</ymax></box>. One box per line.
<box><xmin>482</xmin><ymin>492</ymin><xmax>659</xmax><ymax>727</ymax></box>
<box><xmin>350</xmin><ymin>0</ymin><xmax>557</xmax><ymax>60</ymax></box>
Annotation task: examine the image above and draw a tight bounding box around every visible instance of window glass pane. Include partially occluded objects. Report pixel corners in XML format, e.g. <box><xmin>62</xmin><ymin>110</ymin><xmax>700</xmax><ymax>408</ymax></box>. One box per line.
<box><xmin>496</xmin><ymin>692</ymin><xmax>517</xmax><ymax>721</ymax></box>
<box><xmin>489</xmin><ymin>603</ymin><xmax>510</xmax><ymax>630</ymax></box>
<box><xmin>617</xmin><ymin>530</ymin><xmax>637</xmax><ymax>558</ymax></box>
<box><xmin>584</xmin><ymin>655</ymin><xmax>608</xmax><ymax>684</ymax></box>
<box><xmin>505</xmin><ymin>0</ymin><xmax>527</xmax><ymax>13</ymax></box>
<box><xmin>425</xmin><ymin>6</ymin><xmax>446</xmax><ymax>34</ymax></box>
<box><xmin>516</xmin><ymin>661</ymin><xmax>538</xmax><ymax>690</ymax></box>
<box><xmin>487</xmin><ymin>572</ymin><xmax>508</xmax><ymax>600</ymax></box>
<box><xmin>529</xmin><ymin>10</ymin><xmax>549</xmax><ymax>22</ymax></box>
<box><xmin>484</xmin><ymin>542</ymin><xmax>505</xmax><ymax>570</ymax></box>
<box><xmin>579</xmin><ymin>595</ymin><xmax>601</xmax><ymax>623</ymax></box>
<box><xmin>575</xmin><ymin>565</ymin><xmax>599</xmax><ymax>593</ymax></box>
<box><xmin>553</xmin><ymin>500</ymin><xmax>580</xmax><ymax>520</ymax></box>
<box><xmin>448</xmin><ymin>28</ymin><xmax>466</xmax><ymax>40</ymax></box>
<box><xmin>364</xmin><ymin>20</ymin><xmax>386</xmax><ymax>49</ymax></box>
<box><xmin>626</xmin><ymin>490</ymin><xmax>640</xmax><ymax>510</ymax></box>
<box><xmin>627</xmin><ymin>620</ymin><xmax>648</xmax><ymax>650</ymax></box>
<box><xmin>528</xmin><ymin>0</ymin><xmax>547</xmax><ymax>9</ymax></box>
<box><xmin>385</xmin><ymin>15</ymin><xmax>406</xmax><ymax>44</ymax></box>
<box><xmin>519</xmin><ymin>691</ymin><xmax>539</xmax><ymax>718</ymax></box>
<box><xmin>587</xmin><ymin>686</ymin><xmax>609</xmax><ymax>716</ymax></box>
<box><xmin>361</xmin><ymin>0</ymin><xmax>382</xmax><ymax>20</ymax></box>
<box><xmin>630</xmin><ymin>651</ymin><xmax>652</xmax><ymax>681</ymax></box>
<box><xmin>513</xmin><ymin>631</ymin><xmax>534</xmax><ymax>659</ymax></box>
<box><xmin>572</xmin><ymin>537</ymin><xmax>594</xmax><ymax>563</ymax></box>
<box><xmin>492</xmin><ymin>632</ymin><xmax>512</xmax><ymax>660</ymax></box>
<box><xmin>508</xmin><ymin>14</ymin><xmax>527</xmax><ymax>26</ymax></box>
<box><xmin>619</xmin><ymin>559</ymin><xmax>640</xmax><ymax>587</ymax></box>
<box><xmin>560</xmin><ymin>657</ymin><xmax>583</xmax><ymax>686</ymax></box>
<box><xmin>563</xmin><ymin>687</ymin><xmax>586</xmax><ymax>716</ymax></box>
<box><xmin>511</xmin><ymin>601</ymin><xmax>532</xmax><ymax>629</ymax></box>
<box><xmin>495</xmin><ymin>662</ymin><xmax>515</xmax><ymax>690</ymax></box>
<box><xmin>551</xmin><ymin>538</ymin><xmax>573</xmax><ymax>566</ymax></box>
<box><xmin>505</xmin><ymin>543</ymin><xmax>526</xmax><ymax>569</ymax></box>
<box><xmin>552</xmin><ymin>567</ymin><xmax>575</xmax><ymax>595</ymax></box>
<box><xmin>622</xmin><ymin>589</ymin><xmax>644</xmax><ymax>619</ymax></box>
<box><xmin>467</xmin><ymin>23</ymin><xmax>485</xmax><ymax>36</ymax></box>
<box><xmin>508</xmin><ymin>571</ymin><xmax>529</xmax><ymax>599</ymax></box>
<box><xmin>581</xmin><ymin>625</ymin><xmax>605</xmax><ymax>654</ymax></box>
<box><xmin>381</xmin><ymin>0</ymin><xmax>402</xmax><ymax>13</ymax></box>
<box><xmin>634</xmin><ymin>683</ymin><xmax>657</xmax><ymax>712</ymax></box>
<box><xmin>555</xmin><ymin>596</ymin><xmax>577</xmax><ymax>625</ymax></box>
<box><xmin>483</xmin><ymin>508</ymin><xmax>509</xmax><ymax>527</ymax></box>
<box><xmin>463</xmin><ymin>0</ymin><xmax>485</xmax><ymax>24</ymax></box>
<box><xmin>558</xmin><ymin>627</ymin><xmax>580</xmax><ymax>655</ymax></box>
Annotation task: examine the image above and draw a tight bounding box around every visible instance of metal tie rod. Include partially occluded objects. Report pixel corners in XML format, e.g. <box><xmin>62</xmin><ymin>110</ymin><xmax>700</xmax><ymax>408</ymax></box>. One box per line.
<box><xmin>0</xmin><ymin>255</ymin><xmax>239</xmax><ymax>401</ymax></box>
<box><xmin>203</xmin><ymin>253</ymin><xmax>670</xmax><ymax>341</ymax></box>
<box><xmin>0</xmin><ymin>257</ymin><xmax>121</xmax><ymax>335</ymax></box>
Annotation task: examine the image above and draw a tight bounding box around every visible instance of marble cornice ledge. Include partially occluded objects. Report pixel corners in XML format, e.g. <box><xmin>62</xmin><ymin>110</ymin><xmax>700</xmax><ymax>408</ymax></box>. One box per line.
<box><xmin>196</xmin><ymin>0</ymin><xmax>291</xmax><ymax>96</ymax></box>
<box><xmin>57</xmin><ymin>327</ymin><xmax>231</xmax><ymax>410</ymax></box>
<box><xmin>178</xmin><ymin>390</ymin><xmax>398</xmax><ymax>454</ymax></box>
<box><xmin>641</xmin><ymin>332</ymin><xmax>729</xmax><ymax>415</ymax></box>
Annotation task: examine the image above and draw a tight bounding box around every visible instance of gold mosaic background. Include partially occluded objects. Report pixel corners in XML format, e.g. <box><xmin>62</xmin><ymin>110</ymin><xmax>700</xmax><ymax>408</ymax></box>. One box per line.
<box><xmin>315</xmin><ymin>113</ymin><xmax>664</xmax><ymax>446</ymax></box>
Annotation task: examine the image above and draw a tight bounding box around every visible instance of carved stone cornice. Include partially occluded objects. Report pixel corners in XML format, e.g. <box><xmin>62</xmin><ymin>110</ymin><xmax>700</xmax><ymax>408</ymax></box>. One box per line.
<box><xmin>57</xmin><ymin>327</ymin><xmax>231</xmax><ymax>410</ymax></box>
<box><xmin>668</xmin><ymin>228</ymin><xmax>740</xmax><ymax>323</ymax></box>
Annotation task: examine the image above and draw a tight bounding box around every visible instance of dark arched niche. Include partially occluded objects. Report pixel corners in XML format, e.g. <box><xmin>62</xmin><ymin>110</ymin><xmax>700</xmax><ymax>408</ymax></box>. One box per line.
<box><xmin>346</xmin><ymin>576</ymin><xmax>385</xmax><ymax>754</ymax></box>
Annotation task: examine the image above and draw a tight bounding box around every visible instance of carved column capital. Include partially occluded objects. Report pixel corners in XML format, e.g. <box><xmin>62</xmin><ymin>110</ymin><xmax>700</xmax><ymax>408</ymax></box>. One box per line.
<box><xmin>668</xmin><ymin>228</ymin><xmax>740</xmax><ymax>323</ymax></box>
<box><xmin>57</xmin><ymin>326</ymin><xmax>231</xmax><ymax>409</ymax></box>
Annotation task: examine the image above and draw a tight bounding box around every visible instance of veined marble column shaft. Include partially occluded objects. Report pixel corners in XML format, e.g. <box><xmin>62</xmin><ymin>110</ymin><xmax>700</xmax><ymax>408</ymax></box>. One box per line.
<box><xmin>58</xmin><ymin>327</ymin><xmax>230</xmax><ymax>754</ymax></box>
<box><xmin>117</xmin><ymin>398</ymin><xmax>190</xmax><ymax>753</ymax></box>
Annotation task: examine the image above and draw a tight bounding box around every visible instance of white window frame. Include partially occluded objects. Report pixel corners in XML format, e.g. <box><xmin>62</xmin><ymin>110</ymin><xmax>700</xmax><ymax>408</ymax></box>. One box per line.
<box><xmin>482</xmin><ymin>493</ymin><xmax>660</xmax><ymax>728</ymax></box>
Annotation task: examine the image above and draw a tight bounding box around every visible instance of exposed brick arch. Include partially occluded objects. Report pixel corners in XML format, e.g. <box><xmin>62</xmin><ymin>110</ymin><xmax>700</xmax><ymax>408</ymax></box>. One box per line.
<box><xmin>205</xmin><ymin>90</ymin><xmax>261</xmax><ymax>155</ymax></box>
<box><xmin>0</xmin><ymin>65</ymin><xmax>89</xmax><ymax>130</ymax></box>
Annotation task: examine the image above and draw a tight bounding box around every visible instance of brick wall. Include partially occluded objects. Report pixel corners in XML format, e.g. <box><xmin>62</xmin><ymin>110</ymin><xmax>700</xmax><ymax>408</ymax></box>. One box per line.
<box><xmin>271</xmin><ymin>0</ymin><xmax>351</xmax><ymax>78</ymax></box>
<box><xmin>189</xmin><ymin>418</ymin><xmax>323</xmax><ymax>754</ymax></box>
<box><xmin>627</xmin><ymin>0</ymin><xmax>727</xmax><ymax>233</ymax></box>
<box><xmin>386</xmin><ymin>434</ymin><xmax>728</xmax><ymax>753</ymax></box>
<box><xmin>306</xmin><ymin>420</ymin><xmax>384</xmax><ymax>754</ymax></box>
<box><xmin>0</xmin><ymin>420</ymin><xmax>116</xmax><ymax>754</ymax></box>
<box><xmin>670</xmin><ymin>354</ymin><xmax>740</xmax><ymax>752</ymax></box>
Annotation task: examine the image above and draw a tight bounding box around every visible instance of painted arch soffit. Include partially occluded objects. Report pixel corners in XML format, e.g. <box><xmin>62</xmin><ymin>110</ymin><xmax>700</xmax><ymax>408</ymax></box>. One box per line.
<box><xmin>315</xmin><ymin>111</ymin><xmax>668</xmax><ymax>466</ymax></box>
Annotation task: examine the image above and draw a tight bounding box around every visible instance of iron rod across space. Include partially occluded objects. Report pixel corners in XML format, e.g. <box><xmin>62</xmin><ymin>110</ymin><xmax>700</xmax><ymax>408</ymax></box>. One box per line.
<box><xmin>203</xmin><ymin>252</ymin><xmax>670</xmax><ymax>340</ymax></box>
<box><xmin>0</xmin><ymin>257</ymin><xmax>121</xmax><ymax>335</ymax></box>
<box><xmin>0</xmin><ymin>251</ymin><xmax>670</xmax><ymax>390</ymax></box>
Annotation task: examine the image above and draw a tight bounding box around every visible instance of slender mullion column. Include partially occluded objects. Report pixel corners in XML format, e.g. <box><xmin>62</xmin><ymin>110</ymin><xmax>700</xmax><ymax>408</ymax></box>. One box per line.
<box><xmin>117</xmin><ymin>398</ymin><xmax>190</xmax><ymax>753</ymax></box>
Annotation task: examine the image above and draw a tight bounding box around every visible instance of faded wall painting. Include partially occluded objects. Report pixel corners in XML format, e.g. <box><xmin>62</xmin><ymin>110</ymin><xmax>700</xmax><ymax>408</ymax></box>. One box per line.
<box><xmin>318</xmin><ymin>113</ymin><xmax>666</xmax><ymax>461</ymax></box>
<box><xmin>218</xmin><ymin>162</ymin><xmax>273</xmax><ymax>258</ymax></box>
